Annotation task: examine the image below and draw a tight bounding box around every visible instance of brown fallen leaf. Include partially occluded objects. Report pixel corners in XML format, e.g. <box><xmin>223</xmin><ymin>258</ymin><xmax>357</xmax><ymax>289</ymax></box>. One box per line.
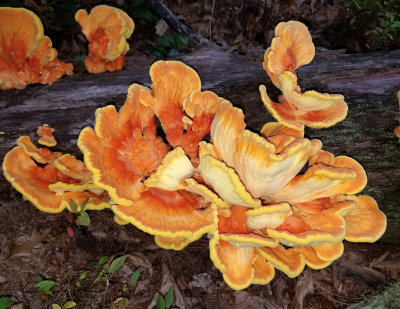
<box><xmin>8</xmin><ymin>229</ymin><xmax>50</xmax><ymax>259</ymax></box>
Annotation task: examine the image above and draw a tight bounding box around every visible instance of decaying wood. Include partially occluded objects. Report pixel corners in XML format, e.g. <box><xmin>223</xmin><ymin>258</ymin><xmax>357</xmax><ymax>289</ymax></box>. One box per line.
<box><xmin>0</xmin><ymin>48</ymin><xmax>399</xmax><ymax>243</ymax></box>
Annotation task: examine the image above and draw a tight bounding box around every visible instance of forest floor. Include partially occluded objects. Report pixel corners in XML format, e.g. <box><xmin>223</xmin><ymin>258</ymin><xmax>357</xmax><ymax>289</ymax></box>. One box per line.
<box><xmin>1</xmin><ymin>192</ymin><xmax>400</xmax><ymax>309</ymax></box>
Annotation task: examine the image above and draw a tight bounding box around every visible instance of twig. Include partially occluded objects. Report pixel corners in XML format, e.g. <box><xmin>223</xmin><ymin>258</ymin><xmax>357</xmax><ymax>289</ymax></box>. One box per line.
<box><xmin>148</xmin><ymin>0</ymin><xmax>204</xmax><ymax>43</ymax></box>
<box><xmin>210</xmin><ymin>0</ymin><xmax>216</xmax><ymax>41</ymax></box>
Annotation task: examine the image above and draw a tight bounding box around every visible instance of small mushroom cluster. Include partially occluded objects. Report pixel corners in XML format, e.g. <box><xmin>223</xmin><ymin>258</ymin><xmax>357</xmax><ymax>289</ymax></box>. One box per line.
<box><xmin>0</xmin><ymin>5</ymin><xmax>134</xmax><ymax>90</ymax></box>
<box><xmin>75</xmin><ymin>5</ymin><xmax>134</xmax><ymax>73</ymax></box>
<box><xmin>2</xmin><ymin>21</ymin><xmax>387</xmax><ymax>290</ymax></box>
<box><xmin>0</xmin><ymin>7</ymin><xmax>73</xmax><ymax>90</ymax></box>
<box><xmin>260</xmin><ymin>21</ymin><xmax>348</xmax><ymax>131</ymax></box>
<box><xmin>3</xmin><ymin>131</ymin><xmax>110</xmax><ymax>213</ymax></box>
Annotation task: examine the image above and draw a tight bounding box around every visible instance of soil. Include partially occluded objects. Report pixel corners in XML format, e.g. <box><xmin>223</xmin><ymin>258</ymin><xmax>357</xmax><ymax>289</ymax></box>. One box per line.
<box><xmin>1</xmin><ymin>185</ymin><xmax>399</xmax><ymax>309</ymax></box>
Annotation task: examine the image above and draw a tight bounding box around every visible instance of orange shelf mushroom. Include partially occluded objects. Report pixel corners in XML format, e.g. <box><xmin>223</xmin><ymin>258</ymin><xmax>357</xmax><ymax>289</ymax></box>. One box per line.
<box><xmin>198</xmin><ymin>102</ymin><xmax>386</xmax><ymax>290</ymax></box>
<box><xmin>75</xmin><ymin>5</ymin><xmax>134</xmax><ymax>73</ymax></box>
<box><xmin>2</xmin><ymin>136</ymin><xmax>109</xmax><ymax>213</ymax></box>
<box><xmin>140</xmin><ymin>61</ymin><xmax>223</xmax><ymax>161</ymax></box>
<box><xmin>78</xmin><ymin>61</ymin><xmax>222</xmax><ymax>249</ymax></box>
<box><xmin>260</xmin><ymin>21</ymin><xmax>347</xmax><ymax>130</ymax></box>
<box><xmin>1</xmin><ymin>31</ymin><xmax>387</xmax><ymax>290</ymax></box>
<box><xmin>0</xmin><ymin>7</ymin><xmax>73</xmax><ymax>90</ymax></box>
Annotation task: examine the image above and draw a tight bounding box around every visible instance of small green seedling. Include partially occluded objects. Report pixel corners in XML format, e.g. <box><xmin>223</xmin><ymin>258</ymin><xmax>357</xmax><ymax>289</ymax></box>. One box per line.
<box><xmin>129</xmin><ymin>267</ymin><xmax>141</xmax><ymax>286</ymax></box>
<box><xmin>156</xmin><ymin>287</ymin><xmax>178</xmax><ymax>309</ymax></box>
<box><xmin>52</xmin><ymin>301</ymin><xmax>77</xmax><ymax>309</ymax></box>
<box><xmin>69</xmin><ymin>199</ymin><xmax>90</xmax><ymax>226</ymax></box>
<box><xmin>0</xmin><ymin>296</ymin><xmax>11</xmax><ymax>309</ymax></box>
<box><xmin>35</xmin><ymin>275</ymin><xmax>55</xmax><ymax>295</ymax></box>
<box><xmin>75</xmin><ymin>270</ymin><xmax>88</xmax><ymax>287</ymax></box>
<box><xmin>94</xmin><ymin>255</ymin><xmax>128</xmax><ymax>284</ymax></box>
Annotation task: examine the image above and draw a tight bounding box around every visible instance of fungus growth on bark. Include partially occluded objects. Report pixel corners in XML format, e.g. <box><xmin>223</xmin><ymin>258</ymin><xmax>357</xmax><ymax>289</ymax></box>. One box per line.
<box><xmin>75</xmin><ymin>5</ymin><xmax>134</xmax><ymax>73</ymax></box>
<box><xmin>1</xmin><ymin>21</ymin><xmax>387</xmax><ymax>291</ymax></box>
<box><xmin>0</xmin><ymin>7</ymin><xmax>73</xmax><ymax>90</ymax></box>
<box><xmin>260</xmin><ymin>21</ymin><xmax>347</xmax><ymax>130</ymax></box>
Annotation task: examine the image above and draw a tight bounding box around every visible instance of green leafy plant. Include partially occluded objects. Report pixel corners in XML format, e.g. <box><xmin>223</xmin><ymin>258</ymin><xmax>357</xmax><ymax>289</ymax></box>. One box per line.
<box><xmin>345</xmin><ymin>0</ymin><xmax>400</xmax><ymax>49</ymax></box>
<box><xmin>156</xmin><ymin>287</ymin><xmax>178</xmax><ymax>309</ymax></box>
<box><xmin>147</xmin><ymin>34</ymin><xmax>190</xmax><ymax>58</ymax></box>
<box><xmin>0</xmin><ymin>296</ymin><xmax>11</xmax><ymax>309</ymax></box>
<box><xmin>35</xmin><ymin>276</ymin><xmax>56</xmax><ymax>295</ymax></box>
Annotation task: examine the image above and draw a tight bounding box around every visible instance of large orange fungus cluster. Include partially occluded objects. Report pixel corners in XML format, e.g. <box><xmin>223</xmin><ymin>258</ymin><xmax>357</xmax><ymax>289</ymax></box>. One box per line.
<box><xmin>2</xmin><ymin>21</ymin><xmax>386</xmax><ymax>290</ymax></box>
<box><xmin>0</xmin><ymin>7</ymin><xmax>73</xmax><ymax>90</ymax></box>
<box><xmin>75</xmin><ymin>5</ymin><xmax>134</xmax><ymax>73</ymax></box>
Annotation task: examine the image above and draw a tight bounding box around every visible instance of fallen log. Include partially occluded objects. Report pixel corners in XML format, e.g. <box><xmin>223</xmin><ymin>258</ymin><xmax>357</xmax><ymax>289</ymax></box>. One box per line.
<box><xmin>0</xmin><ymin>48</ymin><xmax>399</xmax><ymax>243</ymax></box>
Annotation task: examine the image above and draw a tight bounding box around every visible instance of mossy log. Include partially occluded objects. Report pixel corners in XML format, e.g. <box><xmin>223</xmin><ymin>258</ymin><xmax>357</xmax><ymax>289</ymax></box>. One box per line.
<box><xmin>0</xmin><ymin>48</ymin><xmax>399</xmax><ymax>243</ymax></box>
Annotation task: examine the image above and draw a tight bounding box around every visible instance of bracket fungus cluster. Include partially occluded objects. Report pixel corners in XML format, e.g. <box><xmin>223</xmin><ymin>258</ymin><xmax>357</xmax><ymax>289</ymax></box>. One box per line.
<box><xmin>260</xmin><ymin>21</ymin><xmax>348</xmax><ymax>131</ymax></box>
<box><xmin>0</xmin><ymin>5</ymin><xmax>135</xmax><ymax>90</ymax></box>
<box><xmin>75</xmin><ymin>5</ymin><xmax>134</xmax><ymax>73</ymax></box>
<box><xmin>0</xmin><ymin>7</ymin><xmax>73</xmax><ymax>90</ymax></box>
<box><xmin>2</xmin><ymin>21</ymin><xmax>387</xmax><ymax>291</ymax></box>
<box><xmin>3</xmin><ymin>134</ymin><xmax>110</xmax><ymax>214</ymax></box>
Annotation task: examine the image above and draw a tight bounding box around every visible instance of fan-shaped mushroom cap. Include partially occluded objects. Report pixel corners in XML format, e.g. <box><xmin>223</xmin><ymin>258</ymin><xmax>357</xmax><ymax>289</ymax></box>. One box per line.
<box><xmin>259</xmin><ymin>74</ymin><xmax>348</xmax><ymax>131</ymax></box>
<box><xmin>344</xmin><ymin>195</ymin><xmax>386</xmax><ymax>242</ymax></box>
<box><xmin>78</xmin><ymin>84</ymin><xmax>169</xmax><ymax>206</ymax></box>
<box><xmin>264</xmin><ymin>21</ymin><xmax>315</xmax><ymax>87</ymax></box>
<box><xmin>112</xmin><ymin>188</ymin><xmax>217</xmax><ymax>241</ymax></box>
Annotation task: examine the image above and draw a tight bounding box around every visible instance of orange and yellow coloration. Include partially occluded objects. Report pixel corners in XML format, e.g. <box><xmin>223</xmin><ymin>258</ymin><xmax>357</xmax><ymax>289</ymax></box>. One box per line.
<box><xmin>0</xmin><ymin>7</ymin><xmax>73</xmax><ymax>90</ymax></box>
<box><xmin>1</xmin><ymin>22</ymin><xmax>387</xmax><ymax>291</ymax></box>
<box><xmin>199</xmin><ymin>102</ymin><xmax>385</xmax><ymax>289</ymax></box>
<box><xmin>260</xmin><ymin>21</ymin><xmax>347</xmax><ymax>130</ymax></box>
<box><xmin>37</xmin><ymin>124</ymin><xmax>57</xmax><ymax>147</ymax></box>
<box><xmin>78</xmin><ymin>61</ymin><xmax>220</xmax><ymax>248</ymax></box>
<box><xmin>75</xmin><ymin>5</ymin><xmax>134</xmax><ymax>73</ymax></box>
<box><xmin>3</xmin><ymin>136</ymin><xmax>109</xmax><ymax>213</ymax></box>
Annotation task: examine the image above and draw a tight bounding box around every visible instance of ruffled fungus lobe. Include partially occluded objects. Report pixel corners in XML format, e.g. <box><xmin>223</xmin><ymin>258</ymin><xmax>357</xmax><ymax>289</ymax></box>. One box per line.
<box><xmin>198</xmin><ymin>100</ymin><xmax>385</xmax><ymax>289</ymax></box>
<box><xmin>260</xmin><ymin>21</ymin><xmax>347</xmax><ymax>130</ymax></box>
<box><xmin>264</xmin><ymin>20</ymin><xmax>315</xmax><ymax>88</ymax></box>
<box><xmin>141</xmin><ymin>61</ymin><xmax>222</xmax><ymax>161</ymax></box>
<box><xmin>2</xmin><ymin>136</ymin><xmax>109</xmax><ymax>213</ymax></box>
<box><xmin>78</xmin><ymin>69</ymin><xmax>220</xmax><ymax>248</ymax></box>
<box><xmin>75</xmin><ymin>5</ymin><xmax>134</xmax><ymax>73</ymax></box>
<box><xmin>0</xmin><ymin>7</ymin><xmax>73</xmax><ymax>90</ymax></box>
<box><xmin>37</xmin><ymin>124</ymin><xmax>56</xmax><ymax>147</ymax></box>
